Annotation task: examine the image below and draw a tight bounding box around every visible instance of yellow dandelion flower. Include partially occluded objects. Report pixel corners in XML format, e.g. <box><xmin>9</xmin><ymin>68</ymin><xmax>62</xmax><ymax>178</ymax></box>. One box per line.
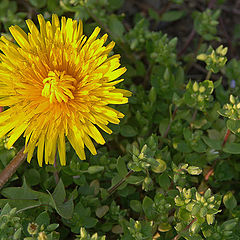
<box><xmin>0</xmin><ymin>14</ymin><xmax>131</xmax><ymax>167</ymax></box>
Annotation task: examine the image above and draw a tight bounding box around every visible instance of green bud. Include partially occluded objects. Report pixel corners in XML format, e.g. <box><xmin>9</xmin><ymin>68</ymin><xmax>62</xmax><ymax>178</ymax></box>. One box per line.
<box><xmin>80</xmin><ymin>227</ymin><xmax>88</xmax><ymax>239</ymax></box>
<box><xmin>164</xmin><ymin>68</ymin><xmax>170</xmax><ymax>81</ymax></box>
<box><xmin>230</xmin><ymin>95</ymin><xmax>235</xmax><ymax>104</ymax></box>
<box><xmin>193</xmin><ymin>82</ymin><xmax>199</xmax><ymax>92</ymax></box>
<box><xmin>195</xmin><ymin>192</ymin><xmax>201</xmax><ymax>201</ymax></box>
<box><xmin>38</xmin><ymin>232</ymin><xmax>47</xmax><ymax>240</ymax></box>
<box><xmin>216</xmin><ymin>45</ymin><xmax>228</xmax><ymax>56</ymax></box>
<box><xmin>197</xmin><ymin>53</ymin><xmax>207</xmax><ymax>61</ymax></box>
<box><xmin>206</xmin><ymin>214</ymin><xmax>215</xmax><ymax>225</ymax></box>
<box><xmin>149</xmin><ymin>87</ymin><xmax>157</xmax><ymax>104</ymax></box>
<box><xmin>199</xmin><ymin>86</ymin><xmax>205</xmax><ymax>93</ymax></box>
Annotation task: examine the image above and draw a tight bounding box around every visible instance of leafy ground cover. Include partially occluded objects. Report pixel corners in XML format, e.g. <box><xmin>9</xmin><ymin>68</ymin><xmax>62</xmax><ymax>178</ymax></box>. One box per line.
<box><xmin>0</xmin><ymin>0</ymin><xmax>240</xmax><ymax>239</ymax></box>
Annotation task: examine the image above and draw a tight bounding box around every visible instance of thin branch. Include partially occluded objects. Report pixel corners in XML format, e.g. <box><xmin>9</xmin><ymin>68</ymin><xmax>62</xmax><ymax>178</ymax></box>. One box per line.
<box><xmin>0</xmin><ymin>147</ymin><xmax>27</xmax><ymax>190</ymax></box>
<box><xmin>108</xmin><ymin>170</ymin><xmax>134</xmax><ymax>195</ymax></box>
<box><xmin>163</xmin><ymin>107</ymin><xmax>178</xmax><ymax>138</ymax></box>
<box><xmin>172</xmin><ymin>218</ymin><xmax>197</xmax><ymax>240</ymax></box>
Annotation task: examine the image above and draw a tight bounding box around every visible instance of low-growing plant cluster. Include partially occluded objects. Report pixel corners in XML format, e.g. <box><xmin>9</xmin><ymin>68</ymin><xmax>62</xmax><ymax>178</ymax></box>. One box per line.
<box><xmin>0</xmin><ymin>0</ymin><xmax>240</xmax><ymax>239</ymax></box>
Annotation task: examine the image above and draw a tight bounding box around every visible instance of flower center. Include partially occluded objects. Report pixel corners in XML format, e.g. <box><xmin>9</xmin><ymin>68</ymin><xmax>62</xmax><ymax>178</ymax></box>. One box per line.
<box><xmin>42</xmin><ymin>70</ymin><xmax>76</xmax><ymax>103</ymax></box>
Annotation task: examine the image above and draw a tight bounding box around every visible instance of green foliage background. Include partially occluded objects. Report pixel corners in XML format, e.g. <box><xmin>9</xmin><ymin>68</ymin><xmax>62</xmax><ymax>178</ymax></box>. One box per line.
<box><xmin>0</xmin><ymin>0</ymin><xmax>240</xmax><ymax>239</ymax></box>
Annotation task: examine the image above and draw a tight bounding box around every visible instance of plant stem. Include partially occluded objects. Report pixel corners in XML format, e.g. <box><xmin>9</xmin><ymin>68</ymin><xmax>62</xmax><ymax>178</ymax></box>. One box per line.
<box><xmin>178</xmin><ymin>29</ymin><xmax>196</xmax><ymax>57</ymax></box>
<box><xmin>159</xmin><ymin>107</ymin><xmax>178</xmax><ymax>149</ymax></box>
<box><xmin>163</xmin><ymin>107</ymin><xmax>178</xmax><ymax>138</ymax></box>
<box><xmin>172</xmin><ymin>218</ymin><xmax>197</xmax><ymax>240</ymax></box>
<box><xmin>190</xmin><ymin>109</ymin><xmax>198</xmax><ymax>126</ymax></box>
<box><xmin>53</xmin><ymin>153</ymin><xmax>59</xmax><ymax>184</ymax></box>
<box><xmin>0</xmin><ymin>147</ymin><xmax>27</xmax><ymax>190</ymax></box>
<box><xmin>222</xmin><ymin>129</ymin><xmax>231</xmax><ymax>148</ymax></box>
<box><xmin>206</xmin><ymin>70</ymin><xmax>212</xmax><ymax>80</ymax></box>
<box><xmin>108</xmin><ymin>170</ymin><xmax>134</xmax><ymax>195</ymax></box>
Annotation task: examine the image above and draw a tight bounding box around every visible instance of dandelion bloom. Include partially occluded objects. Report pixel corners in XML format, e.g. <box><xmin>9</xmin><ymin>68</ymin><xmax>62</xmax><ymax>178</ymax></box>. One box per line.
<box><xmin>0</xmin><ymin>14</ymin><xmax>131</xmax><ymax>166</ymax></box>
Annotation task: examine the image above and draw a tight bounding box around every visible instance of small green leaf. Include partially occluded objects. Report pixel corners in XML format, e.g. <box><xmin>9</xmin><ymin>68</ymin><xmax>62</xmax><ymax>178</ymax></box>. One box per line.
<box><xmin>223</xmin><ymin>192</ymin><xmax>237</xmax><ymax>211</ymax></box>
<box><xmin>223</xmin><ymin>142</ymin><xmax>240</xmax><ymax>154</ymax></box>
<box><xmin>46</xmin><ymin>223</ymin><xmax>59</xmax><ymax>231</ymax></box>
<box><xmin>35</xmin><ymin>211</ymin><xmax>50</xmax><ymax>226</ymax></box>
<box><xmin>108</xmin><ymin>15</ymin><xmax>125</xmax><ymax>38</ymax></box>
<box><xmin>120</xmin><ymin>125</ymin><xmax>138</xmax><ymax>137</ymax></box>
<box><xmin>142</xmin><ymin>196</ymin><xmax>156</xmax><ymax>220</ymax></box>
<box><xmin>87</xmin><ymin>166</ymin><xmax>104</xmax><ymax>174</ymax></box>
<box><xmin>161</xmin><ymin>10</ymin><xmax>186</xmax><ymax>22</ymax></box>
<box><xmin>117</xmin><ymin>157</ymin><xmax>128</xmax><ymax>177</ymax></box>
<box><xmin>202</xmin><ymin>136</ymin><xmax>222</xmax><ymax>150</ymax></box>
<box><xmin>95</xmin><ymin>205</ymin><xmax>109</xmax><ymax>218</ymax></box>
<box><xmin>157</xmin><ymin>172</ymin><xmax>171</xmax><ymax>190</ymax></box>
<box><xmin>29</xmin><ymin>0</ymin><xmax>46</xmax><ymax>8</ymax></box>
<box><xmin>221</xmin><ymin>218</ymin><xmax>238</xmax><ymax>231</ymax></box>
<box><xmin>130</xmin><ymin>200</ymin><xmax>142</xmax><ymax>212</ymax></box>
<box><xmin>226</xmin><ymin>119</ymin><xmax>240</xmax><ymax>134</ymax></box>
<box><xmin>24</xmin><ymin>169</ymin><xmax>41</xmax><ymax>186</ymax></box>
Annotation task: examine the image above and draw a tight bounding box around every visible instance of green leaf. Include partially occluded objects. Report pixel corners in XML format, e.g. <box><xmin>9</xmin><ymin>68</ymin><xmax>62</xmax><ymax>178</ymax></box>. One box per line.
<box><xmin>142</xmin><ymin>196</ymin><xmax>156</xmax><ymax>220</ymax></box>
<box><xmin>226</xmin><ymin>119</ymin><xmax>240</xmax><ymax>134</ymax></box>
<box><xmin>48</xmin><ymin>179</ymin><xmax>74</xmax><ymax>219</ymax></box>
<box><xmin>157</xmin><ymin>172</ymin><xmax>171</xmax><ymax>190</ymax></box>
<box><xmin>95</xmin><ymin>205</ymin><xmax>109</xmax><ymax>218</ymax></box>
<box><xmin>151</xmin><ymin>159</ymin><xmax>167</xmax><ymax>173</ymax></box>
<box><xmin>52</xmin><ymin>179</ymin><xmax>66</xmax><ymax>204</ymax></box>
<box><xmin>0</xmin><ymin>199</ymin><xmax>40</xmax><ymax>210</ymax></box>
<box><xmin>130</xmin><ymin>200</ymin><xmax>142</xmax><ymax>212</ymax></box>
<box><xmin>173</xmin><ymin>140</ymin><xmax>192</xmax><ymax>153</ymax></box>
<box><xmin>29</xmin><ymin>0</ymin><xmax>46</xmax><ymax>8</ymax></box>
<box><xmin>24</xmin><ymin>169</ymin><xmax>41</xmax><ymax>186</ymax></box>
<box><xmin>120</xmin><ymin>125</ymin><xmax>138</xmax><ymax>137</ymax></box>
<box><xmin>223</xmin><ymin>142</ymin><xmax>240</xmax><ymax>154</ymax></box>
<box><xmin>202</xmin><ymin>136</ymin><xmax>222</xmax><ymax>150</ymax></box>
<box><xmin>87</xmin><ymin>166</ymin><xmax>104</xmax><ymax>174</ymax></box>
<box><xmin>108</xmin><ymin>15</ymin><xmax>125</xmax><ymax>38</ymax></box>
<box><xmin>1</xmin><ymin>178</ymin><xmax>51</xmax><ymax>207</ymax></box>
<box><xmin>161</xmin><ymin>10</ymin><xmax>186</xmax><ymax>22</ymax></box>
<box><xmin>221</xmin><ymin>218</ymin><xmax>238</xmax><ymax>231</ymax></box>
<box><xmin>50</xmin><ymin>195</ymin><xmax>74</xmax><ymax>219</ymax></box>
<box><xmin>117</xmin><ymin>157</ymin><xmax>128</xmax><ymax>177</ymax></box>
<box><xmin>47</xmin><ymin>223</ymin><xmax>59</xmax><ymax>231</ymax></box>
<box><xmin>223</xmin><ymin>192</ymin><xmax>237</xmax><ymax>211</ymax></box>
<box><xmin>36</xmin><ymin>211</ymin><xmax>50</xmax><ymax>226</ymax></box>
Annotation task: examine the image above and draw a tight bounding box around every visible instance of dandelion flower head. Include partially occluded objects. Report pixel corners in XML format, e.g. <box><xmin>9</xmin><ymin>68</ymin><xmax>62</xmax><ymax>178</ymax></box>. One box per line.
<box><xmin>0</xmin><ymin>14</ymin><xmax>131</xmax><ymax>166</ymax></box>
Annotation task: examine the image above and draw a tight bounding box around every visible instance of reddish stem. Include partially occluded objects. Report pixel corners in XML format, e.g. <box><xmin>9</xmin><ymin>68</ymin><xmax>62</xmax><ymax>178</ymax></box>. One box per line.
<box><xmin>205</xmin><ymin>168</ymin><xmax>214</xmax><ymax>181</ymax></box>
<box><xmin>222</xmin><ymin>129</ymin><xmax>231</xmax><ymax>148</ymax></box>
<box><xmin>172</xmin><ymin>218</ymin><xmax>197</xmax><ymax>240</ymax></box>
